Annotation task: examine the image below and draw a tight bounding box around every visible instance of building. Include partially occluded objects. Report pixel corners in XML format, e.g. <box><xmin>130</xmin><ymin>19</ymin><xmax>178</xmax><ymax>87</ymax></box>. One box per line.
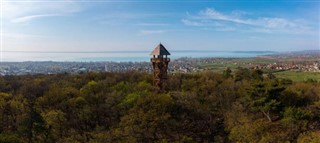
<box><xmin>150</xmin><ymin>43</ymin><xmax>170</xmax><ymax>91</ymax></box>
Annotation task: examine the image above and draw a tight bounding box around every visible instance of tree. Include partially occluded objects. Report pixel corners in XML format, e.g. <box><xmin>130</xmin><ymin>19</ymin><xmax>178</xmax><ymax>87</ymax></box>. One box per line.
<box><xmin>223</xmin><ymin>67</ymin><xmax>232</xmax><ymax>78</ymax></box>
<box><xmin>245</xmin><ymin>81</ymin><xmax>285</xmax><ymax>122</ymax></box>
<box><xmin>251</xmin><ymin>69</ymin><xmax>264</xmax><ymax>81</ymax></box>
<box><xmin>18</xmin><ymin>107</ymin><xmax>46</xmax><ymax>143</ymax></box>
<box><xmin>297</xmin><ymin>131</ymin><xmax>320</xmax><ymax>143</ymax></box>
<box><xmin>170</xmin><ymin>92</ymin><xmax>226</xmax><ymax>142</ymax></box>
<box><xmin>281</xmin><ymin>107</ymin><xmax>313</xmax><ymax>141</ymax></box>
<box><xmin>0</xmin><ymin>92</ymin><xmax>11</xmax><ymax>132</ymax></box>
<box><xmin>41</xmin><ymin>109</ymin><xmax>66</xmax><ymax>142</ymax></box>
<box><xmin>113</xmin><ymin>94</ymin><xmax>173</xmax><ymax>142</ymax></box>
<box><xmin>234</xmin><ymin>67</ymin><xmax>252</xmax><ymax>81</ymax></box>
<box><xmin>0</xmin><ymin>133</ymin><xmax>23</xmax><ymax>143</ymax></box>
<box><xmin>0</xmin><ymin>71</ymin><xmax>318</xmax><ymax>143</ymax></box>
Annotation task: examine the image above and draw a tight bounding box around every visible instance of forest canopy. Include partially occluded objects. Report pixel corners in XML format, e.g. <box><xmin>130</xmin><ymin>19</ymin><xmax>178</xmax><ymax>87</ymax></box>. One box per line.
<box><xmin>0</xmin><ymin>68</ymin><xmax>319</xmax><ymax>143</ymax></box>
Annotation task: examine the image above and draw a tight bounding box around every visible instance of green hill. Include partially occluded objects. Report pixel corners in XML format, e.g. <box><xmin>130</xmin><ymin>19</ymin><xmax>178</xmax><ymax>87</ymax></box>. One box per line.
<box><xmin>0</xmin><ymin>69</ymin><xmax>319</xmax><ymax>143</ymax></box>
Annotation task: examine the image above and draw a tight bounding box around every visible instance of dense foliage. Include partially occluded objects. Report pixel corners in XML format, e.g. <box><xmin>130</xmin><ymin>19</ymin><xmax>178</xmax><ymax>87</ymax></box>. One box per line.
<box><xmin>0</xmin><ymin>68</ymin><xmax>319</xmax><ymax>143</ymax></box>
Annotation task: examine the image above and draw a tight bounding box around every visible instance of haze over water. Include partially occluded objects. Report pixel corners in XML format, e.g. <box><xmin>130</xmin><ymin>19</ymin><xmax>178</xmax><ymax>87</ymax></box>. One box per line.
<box><xmin>2</xmin><ymin>51</ymin><xmax>275</xmax><ymax>62</ymax></box>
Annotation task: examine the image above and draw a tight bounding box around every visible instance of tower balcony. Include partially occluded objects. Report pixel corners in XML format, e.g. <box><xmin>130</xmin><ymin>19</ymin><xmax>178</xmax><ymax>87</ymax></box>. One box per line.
<box><xmin>151</xmin><ymin>58</ymin><xmax>170</xmax><ymax>63</ymax></box>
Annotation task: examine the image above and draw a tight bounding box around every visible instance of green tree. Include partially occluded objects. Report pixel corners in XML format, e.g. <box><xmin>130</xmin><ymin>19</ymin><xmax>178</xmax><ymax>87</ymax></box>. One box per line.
<box><xmin>18</xmin><ymin>107</ymin><xmax>46</xmax><ymax>143</ymax></box>
<box><xmin>297</xmin><ymin>131</ymin><xmax>320</xmax><ymax>143</ymax></box>
<box><xmin>0</xmin><ymin>133</ymin><xmax>23</xmax><ymax>143</ymax></box>
<box><xmin>251</xmin><ymin>69</ymin><xmax>264</xmax><ymax>81</ymax></box>
<box><xmin>281</xmin><ymin>107</ymin><xmax>313</xmax><ymax>141</ymax></box>
<box><xmin>245</xmin><ymin>81</ymin><xmax>285</xmax><ymax>122</ymax></box>
<box><xmin>113</xmin><ymin>94</ymin><xmax>173</xmax><ymax>142</ymax></box>
<box><xmin>234</xmin><ymin>67</ymin><xmax>252</xmax><ymax>81</ymax></box>
<box><xmin>223</xmin><ymin>67</ymin><xmax>232</xmax><ymax>78</ymax></box>
<box><xmin>41</xmin><ymin>109</ymin><xmax>66</xmax><ymax>142</ymax></box>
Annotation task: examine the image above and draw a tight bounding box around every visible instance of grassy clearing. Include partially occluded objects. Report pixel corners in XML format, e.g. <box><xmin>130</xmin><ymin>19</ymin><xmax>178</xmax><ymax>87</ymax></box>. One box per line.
<box><xmin>199</xmin><ymin>63</ymin><xmax>239</xmax><ymax>72</ymax></box>
<box><xmin>273</xmin><ymin>70</ymin><xmax>320</xmax><ymax>82</ymax></box>
<box><xmin>197</xmin><ymin>58</ymin><xmax>320</xmax><ymax>82</ymax></box>
<box><xmin>198</xmin><ymin>58</ymin><xmax>277</xmax><ymax>71</ymax></box>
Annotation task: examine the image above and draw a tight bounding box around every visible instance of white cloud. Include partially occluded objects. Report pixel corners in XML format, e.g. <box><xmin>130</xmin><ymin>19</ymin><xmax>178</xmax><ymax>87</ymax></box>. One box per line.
<box><xmin>250</xmin><ymin>17</ymin><xmax>296</xmax><ymax>29</ymax></box>
<box><xmin>200</xmin><ymin>8</ymin><xmax>230</xmax><ymax>21</ymax></box>
<box><xmin>182</xmin><ymin>19</ymin><xmax>223</xmax><ymax>27</ymax></box>
<box><xmin>139</xmin><ymin>30</ymin><xmax>166</xmax><ymax>35</ymax></box>
<box><xmin>12</xmin><ymin>14</ymin><xmax>63</xmax><ymax>23</ymax></box>
<box><xmin>182</xmin><ymin>19</ymin><xmax>204</xmax><ymax>26</ymax></box>
<box><xmin>199</xmin><ymin>8</ymin><xmax>251</xmax><ymax>25</ymax></box>
<box><xmin>3</xmin><ymin>1</ymin><xmax>84</xmax><ymax>23</ymax></box>
<box><xmin>183</xmin><ymin>8</ymin><xmax>315</xmax><ymax>34</ymax></box>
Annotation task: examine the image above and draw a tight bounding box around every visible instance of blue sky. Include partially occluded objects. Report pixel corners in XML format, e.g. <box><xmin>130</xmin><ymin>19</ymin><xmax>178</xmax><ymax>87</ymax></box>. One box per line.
<box><xmin>1</xmin><ymin>0</ymin><xmax>319</xmax><ymax>52</ymax></box>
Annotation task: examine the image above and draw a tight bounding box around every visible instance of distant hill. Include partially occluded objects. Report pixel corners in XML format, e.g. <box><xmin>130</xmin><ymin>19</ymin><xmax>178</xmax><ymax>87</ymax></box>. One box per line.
<box><xmin>233</xmin><ymin>51</ymin><xmax>278</xmax><ymax>54</ymax></box>
<box><xmin>279</xmin><ymin>50</ymin><xmax>319</xmax><ymax>54</ymax></box>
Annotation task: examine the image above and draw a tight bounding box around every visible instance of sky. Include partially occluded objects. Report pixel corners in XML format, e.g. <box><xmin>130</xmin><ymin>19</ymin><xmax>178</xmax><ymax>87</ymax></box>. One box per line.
<box><xmin>1</xmin><ymin>0</ymin><xmax>319</xmax><ymax>53</ymax></box>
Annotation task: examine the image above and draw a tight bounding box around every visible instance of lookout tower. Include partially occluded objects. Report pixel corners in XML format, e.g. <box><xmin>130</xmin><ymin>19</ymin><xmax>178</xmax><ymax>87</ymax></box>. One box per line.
<box><xmin>150</xmin><ymin>43</ymin><xmax>170</xmax><ymax>90</ymax></box>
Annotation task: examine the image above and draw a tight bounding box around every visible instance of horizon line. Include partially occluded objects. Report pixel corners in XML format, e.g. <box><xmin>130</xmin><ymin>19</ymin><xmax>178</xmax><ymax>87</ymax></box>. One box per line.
<box><xmin>1</xmin><ymin>50</ymin><xmax>284</xmax><ymax>53</ymax></box>
<box><xmin>2</xmin><ymin>49</ymin><xmax>319</xmax><ymax>53</ymax></box>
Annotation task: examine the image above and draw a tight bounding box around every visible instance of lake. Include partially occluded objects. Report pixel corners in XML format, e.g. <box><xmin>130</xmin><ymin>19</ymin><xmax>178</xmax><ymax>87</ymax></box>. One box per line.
<box><xmin>1</xmin><ymin>51</ymin><xmax>276</xmax><ymax>62</ymax></box>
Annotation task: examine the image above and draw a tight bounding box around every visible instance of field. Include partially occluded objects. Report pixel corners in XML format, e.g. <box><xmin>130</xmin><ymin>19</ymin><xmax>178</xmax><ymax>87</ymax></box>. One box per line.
<box><xmin>197</xmin><ymin>58</ymin><xmax>320</xmax><ymax>82</ymax></box>
<box><xmin>199</xmin><ymin>62</ymin><xmax>239</xmax><ymax>72</ymax></box>
<box><xmin>273</xmin><ymin>70</ymin><xmax>320</xmax><ymax>81</ymax></box>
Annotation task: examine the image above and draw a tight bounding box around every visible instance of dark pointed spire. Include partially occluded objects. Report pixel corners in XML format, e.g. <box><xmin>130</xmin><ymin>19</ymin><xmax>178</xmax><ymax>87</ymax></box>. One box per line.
<box><xmin>150</xmin><ymin>43</ymin><xmax>171</xmax><ymax>55</ymax></box>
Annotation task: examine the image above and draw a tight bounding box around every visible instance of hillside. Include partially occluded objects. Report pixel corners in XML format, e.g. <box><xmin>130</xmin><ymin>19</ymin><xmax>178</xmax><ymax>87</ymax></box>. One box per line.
<box><xmin>0</xmin><ymin>69</ymin><xmax>319</xmax><ymax>143</ymax></box>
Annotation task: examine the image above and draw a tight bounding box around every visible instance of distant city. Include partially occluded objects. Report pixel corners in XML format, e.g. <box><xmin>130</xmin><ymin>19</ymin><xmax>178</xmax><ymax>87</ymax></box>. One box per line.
<box><xmin>0</xmin><ymin>50</ymin><xmax>319</xmax><ymax>76</ymax></box>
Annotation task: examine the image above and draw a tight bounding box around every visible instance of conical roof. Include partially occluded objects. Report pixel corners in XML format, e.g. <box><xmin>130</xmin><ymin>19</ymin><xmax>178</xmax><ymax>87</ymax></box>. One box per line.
<box><xmin>150</xmin><ymin>43</ymin><xmax>171</xmax><ymax>55</ymax></box>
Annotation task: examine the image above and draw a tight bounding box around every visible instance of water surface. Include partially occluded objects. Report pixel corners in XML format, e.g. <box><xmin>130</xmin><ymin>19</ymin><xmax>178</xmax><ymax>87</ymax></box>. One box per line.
<box><xmin>1</xmin><ymin>51</ymin><xmax>276</xmax><ymax>62</ymax></box>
